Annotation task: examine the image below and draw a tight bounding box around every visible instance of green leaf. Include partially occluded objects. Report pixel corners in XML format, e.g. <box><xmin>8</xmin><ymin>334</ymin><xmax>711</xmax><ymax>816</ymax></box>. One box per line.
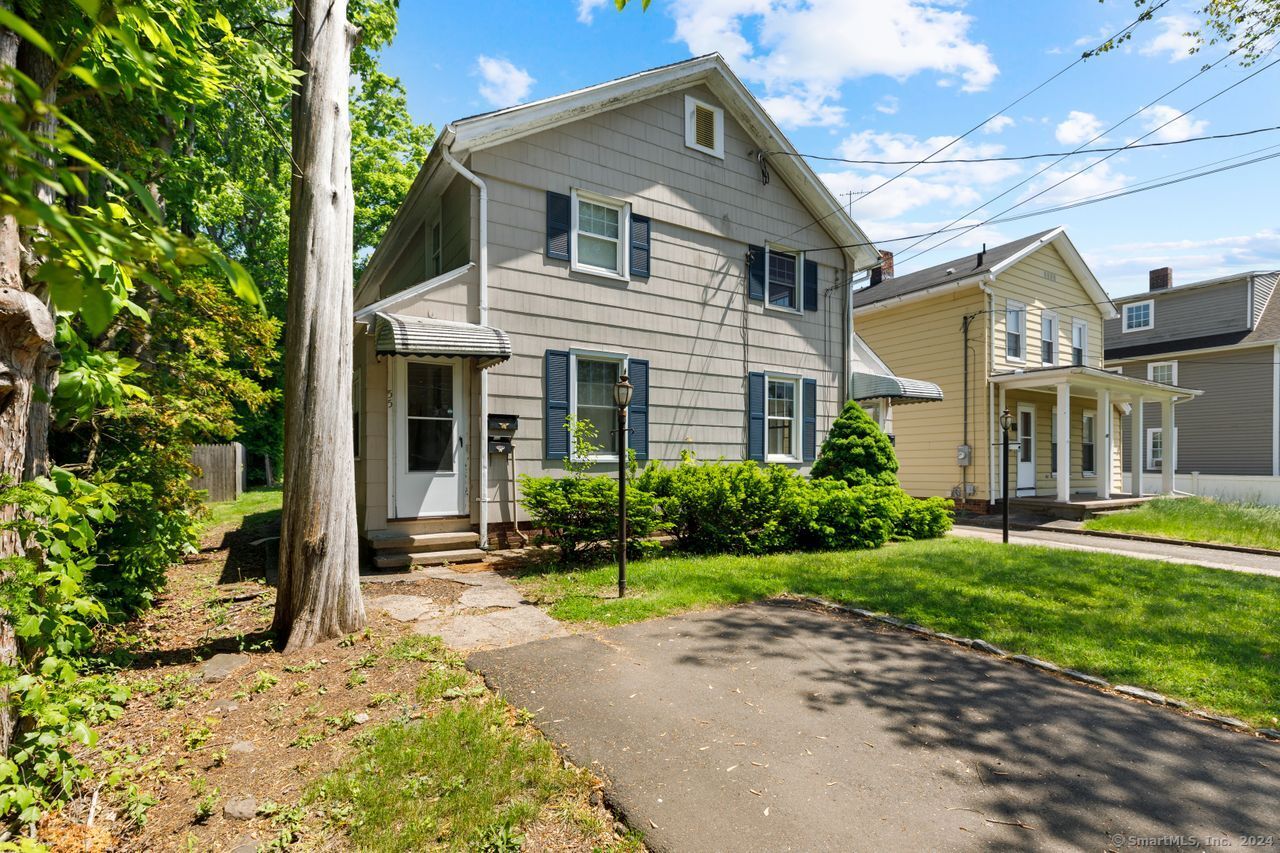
<box><xmin>120</xmin><ymin>173</ymin><xmax>164</xmax><ymax>224</ymax></box>
<box><xmin>0</xmin><ymin>8</ymin><xmax>56</xmax><ymax>58</ymax></box>
<box><xmin>212</xmin><ymin>255</ymin><xmax>262</xmax><ymax>309</ymax></box>
<box><xmin>79</xmin><ymin>282</ymin><xmax>117</xmax><ymax>336</ymax></box>
<box><xmin>70</xmin><ymin>0</ymin><xmax>101</xmax><ymax>18</ymax></box>
<box><xmin>212</xmin><ymin>10</ymin><xmax>232</xmax><ymax>34</ymax></box>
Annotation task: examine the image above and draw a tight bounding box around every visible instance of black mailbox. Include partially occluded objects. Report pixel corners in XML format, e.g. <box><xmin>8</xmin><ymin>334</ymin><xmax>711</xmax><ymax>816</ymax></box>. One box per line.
<box><xmin>488</xmin><ymin>413</ymin><xmax>518</xmax><ymax>456</ymax></box>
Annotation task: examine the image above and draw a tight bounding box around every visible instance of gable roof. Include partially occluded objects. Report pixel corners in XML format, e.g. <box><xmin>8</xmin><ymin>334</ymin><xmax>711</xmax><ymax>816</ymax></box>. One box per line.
<box><xmin>850</xmin><ymin>227</ymin><xmax>1117</xmax><ymax>318</ymax></box>
<box><xmin>359</xmin><ymin>55</ymin><xmax>880</xmax><ymax>296</ymax></box>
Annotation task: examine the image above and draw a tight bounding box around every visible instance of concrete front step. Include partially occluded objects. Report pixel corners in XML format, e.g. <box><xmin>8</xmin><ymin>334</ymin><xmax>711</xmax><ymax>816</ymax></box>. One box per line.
<box><xmin>373</xmin><ymin>547</ymin><xmax>489</xmax><ymax>570</ymax></box>
<box><xmin>369</xmin><ymin>530</ymin><xmax>480</xmax><ymax>552</ymax></box>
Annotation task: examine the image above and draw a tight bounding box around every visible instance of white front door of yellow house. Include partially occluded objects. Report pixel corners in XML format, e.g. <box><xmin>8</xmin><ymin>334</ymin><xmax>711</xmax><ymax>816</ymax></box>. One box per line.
<box><xmin>1016</xmin><ymin>404</ymin><xmax>1036</xmax><ymax>495</ymax></box>
<box><xmin>391</xmin><ymin>358</ymin><xmax>467</xmax><ymax>518</ymax></box>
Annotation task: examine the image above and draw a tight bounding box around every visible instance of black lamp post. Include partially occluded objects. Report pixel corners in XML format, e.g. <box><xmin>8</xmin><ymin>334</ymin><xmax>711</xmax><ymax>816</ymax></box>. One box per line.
<box><xmin>614</xmin><ymin>374</ymin><xmax>634</xmax><ymax>598</ymax></box>
<box><xmin>999</xmin><ymin>408</ymin><xmax>1015</xmax><ymax>544</ymax></box>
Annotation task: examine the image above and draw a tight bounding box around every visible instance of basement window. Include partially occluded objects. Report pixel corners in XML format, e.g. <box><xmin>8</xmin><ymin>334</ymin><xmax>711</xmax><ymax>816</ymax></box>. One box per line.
<box><xmin>684</xmin><ymin>95</ymin><xmax>724</xmax><ymax>159</ymax></box>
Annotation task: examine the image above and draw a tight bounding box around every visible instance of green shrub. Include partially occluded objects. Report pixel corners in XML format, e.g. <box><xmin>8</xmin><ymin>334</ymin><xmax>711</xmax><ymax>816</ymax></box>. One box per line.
<box><xmin>518</xmin><ymin>474</ymin><xmax>662</xmax><ymax>562</ymax></box>
<box><xmin>810</xmin><ymin>401</ymin><xmax>899</xmax><ymax>486</ymax></box>
<box><xmin>895</xmin><ymin>494</ymin><xmax>954</xmax><ymax>540</ymax></box>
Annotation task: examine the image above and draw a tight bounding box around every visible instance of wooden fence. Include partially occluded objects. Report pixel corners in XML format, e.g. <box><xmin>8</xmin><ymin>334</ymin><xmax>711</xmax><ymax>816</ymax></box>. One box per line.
<box><xmin>190</xmin><ymin>442</ymin><xmax>245</xmax><ymax>503</ymax></box>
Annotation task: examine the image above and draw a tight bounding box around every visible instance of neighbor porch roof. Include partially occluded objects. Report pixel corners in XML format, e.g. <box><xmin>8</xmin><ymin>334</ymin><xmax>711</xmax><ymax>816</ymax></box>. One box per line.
<box><xmin>373</xmin><ymin>314</ymin><xmax>512</xmax><ymax>368</ymax></box>
<box><xmin>989</xmin><ymin>364</ymin><xmax>1201</xmax><ymax>402</ymax></box>
<box><xmin>851</xmin><ymin>371</ymin><xmax>944</xmax><ymax>404</ymax></box>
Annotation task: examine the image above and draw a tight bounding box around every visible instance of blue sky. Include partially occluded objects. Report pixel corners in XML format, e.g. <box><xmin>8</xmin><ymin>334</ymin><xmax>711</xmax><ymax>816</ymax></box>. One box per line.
<box><xmin>380</xmin><ymin>0</ymin><xmax>1280</xmax><ymax>297</ymax></box>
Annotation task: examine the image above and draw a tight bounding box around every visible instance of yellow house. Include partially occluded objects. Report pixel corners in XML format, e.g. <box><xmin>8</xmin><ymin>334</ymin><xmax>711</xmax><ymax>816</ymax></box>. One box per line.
<box><xmin>851</xmin><ymin>228</ymin><xmax>1201</xmax><ymax>512</ymax></box>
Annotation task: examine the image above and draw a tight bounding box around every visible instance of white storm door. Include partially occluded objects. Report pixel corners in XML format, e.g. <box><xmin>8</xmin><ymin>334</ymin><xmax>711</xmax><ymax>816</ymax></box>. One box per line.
<box><xmin>392</xmin><ymin>359</ymin><xmax>466</xmax><ymax>518</ymax></box>
<box><xmin>1016</xmin><ymin>404</ymin><xmax>1036</xmax><ymax>494</ymax></box>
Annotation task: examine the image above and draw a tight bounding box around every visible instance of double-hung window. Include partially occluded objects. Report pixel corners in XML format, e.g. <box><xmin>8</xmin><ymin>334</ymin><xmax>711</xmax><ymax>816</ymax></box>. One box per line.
<box><xmin>1071</xmin><ymin>319</ymin><xmax>1087</xmax><ymax>365</ymax></box>
<box><xmin>1148</xmin><ymin>361</ymin><xmax>1177</xmax><ymax>385</ymax></box>
<box><xmin>430</xmin><ymin>219</ymin><xmax>442</xmax><ymax>277</ymax></box>
<box><xmin>1082</xmin><ymin>411</ymin><xmax>1096</xmax><ymax>475</ymax></box>
<box><xmin>1041</xmin><ymin>312</ymin><xmax>1058</xmax><ymax>364</ymax></box>
<box><xmin>766</xmin><ymin>247</ymin><xmax>800</xmax><ymax>311</ymax></box>
<box><xmin>1050</xmin><ymin>407</ymin><xmax>1058</xmax><ymax>476</ymax></box>
<box><xmin>571</xmin><ymin>190</ymin><xmax>629</xmax><ymax>279</ymax></box>
<box><xmin>1124</xmin><ymin>300</ymin><xmax>1153</xmax><ymax>332</ymax></box>
<box><xmin>766</xmin><ymin>374</ymin><xmax>800</xmax><ymax>462</ymax></box>
<box><xmin>1006</xmin><ymin>301</ymin><xmax>1026</xmax><ymax>361</ymax></box>
<box><xmin>1147</xmin><ymin>428</ymin><xmax>1163</xmax><ymax>469</ymax></box>
<box><xmin>352</xmin><ymin>368</ymin><xmax>362</xmax><ymax>460</ymax></box>
<box><xmin>571</xmin><ymin>352</ymin><xmax>626</xmax><ymax>460</ymax></box>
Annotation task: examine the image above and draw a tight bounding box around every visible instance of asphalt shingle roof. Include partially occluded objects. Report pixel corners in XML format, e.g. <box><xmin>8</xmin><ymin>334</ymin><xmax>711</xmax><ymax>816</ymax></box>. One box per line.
<box><xmin>850</xmin><ymin>228</ymin><xmax>1059</xmax><ymax>310</ymax></box>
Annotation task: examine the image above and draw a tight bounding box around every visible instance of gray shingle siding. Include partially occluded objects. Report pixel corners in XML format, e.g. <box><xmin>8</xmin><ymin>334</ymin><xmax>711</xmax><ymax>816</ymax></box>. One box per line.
<box><xmin>1253</xmin><ymin>272</ymin><xmax>1279</xmax><ymax>327</ymax></box>
<box><xmin>1106</xmin><ymin>277</ymin><xmax>1251</xmax><ymax>350</ymax></box>
<box><xmin>1118</xmin><ymin>346</ymin><xmax>1274</xmax><ymax>475</ymax></box>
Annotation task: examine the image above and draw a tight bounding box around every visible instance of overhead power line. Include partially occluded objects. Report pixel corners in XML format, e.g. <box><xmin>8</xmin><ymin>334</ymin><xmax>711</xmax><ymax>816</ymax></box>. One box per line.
<box><xmin>765</xmin><ymin>125</ymin><xmax>1280</xmax><ymax>166</ymax></box>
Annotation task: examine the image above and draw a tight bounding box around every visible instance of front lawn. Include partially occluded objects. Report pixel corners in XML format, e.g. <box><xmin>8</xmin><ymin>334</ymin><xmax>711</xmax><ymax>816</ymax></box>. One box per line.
<box><xmin>514</xmin><ymin>538</ymin><xmax>1280</xmax><ymax>728</ymax></box>
<box><xmin>202</xmin><ymin>484</ymin><xmax>283</xmax><ymax>529</ymax></box>
<box><xmin>1083</xmin><ymin>496</ymin><xmax>1280</xmax><ymax>551</ymax></box>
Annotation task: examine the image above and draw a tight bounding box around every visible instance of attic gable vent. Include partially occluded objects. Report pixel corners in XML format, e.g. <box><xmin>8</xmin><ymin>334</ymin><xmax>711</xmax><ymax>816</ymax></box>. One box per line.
<box><xmin>684</xmin><ymin>95</ymin><xmax>724</xmax><ymax>159</ymax></box>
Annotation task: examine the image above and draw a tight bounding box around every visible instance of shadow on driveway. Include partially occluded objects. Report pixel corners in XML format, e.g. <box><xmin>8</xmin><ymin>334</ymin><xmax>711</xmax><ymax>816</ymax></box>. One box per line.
<box><xmin>471</xmin><ymin>600</ymin><xmax>1278</xmax><ymax>852</ymax></box>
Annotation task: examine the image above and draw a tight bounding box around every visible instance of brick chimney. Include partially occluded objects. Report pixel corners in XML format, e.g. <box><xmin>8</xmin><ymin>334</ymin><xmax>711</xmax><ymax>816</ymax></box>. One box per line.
<box><xmin>870</xmin><ymin>250</ymin><xmax>894</xmax><ymax>286</ymax></box>
<box><xmin>1149</xmin><ymin>267</ymin><xmax>1172</xmax><ymax>291</ymax></box>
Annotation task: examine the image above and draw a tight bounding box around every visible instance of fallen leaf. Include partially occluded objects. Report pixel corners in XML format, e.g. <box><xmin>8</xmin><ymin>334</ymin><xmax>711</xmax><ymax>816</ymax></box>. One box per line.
<box><xmin>726</xmin><ymin>765</ymin><xmax>738</xmax><ymax>772</ymax></box>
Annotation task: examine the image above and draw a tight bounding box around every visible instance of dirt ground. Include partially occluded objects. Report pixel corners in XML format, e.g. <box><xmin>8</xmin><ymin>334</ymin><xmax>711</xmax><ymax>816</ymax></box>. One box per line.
<box><xmin>42</xmin><ymin>513</ymin><xmax>624</xmax><ymax>851</ymax></box>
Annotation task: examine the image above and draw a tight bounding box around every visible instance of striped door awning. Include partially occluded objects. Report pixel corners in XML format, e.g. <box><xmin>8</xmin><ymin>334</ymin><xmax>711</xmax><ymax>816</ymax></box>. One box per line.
<box><xmin>374</xmin><ymin>313</ymin><xmax>512</xmax><ymax>368</ymax></box>
<box><xmin>851</xmin><ymin>371</ymin><xmax>944</xmax><ymax>404</ymax></box>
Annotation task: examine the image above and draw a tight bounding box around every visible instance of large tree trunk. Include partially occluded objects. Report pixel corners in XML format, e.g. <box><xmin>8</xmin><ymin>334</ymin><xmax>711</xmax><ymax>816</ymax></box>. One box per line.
<box><xmin>272</xmin><ymin>0</ymin><xmax>365</xmax><ymax>651</ymax></box>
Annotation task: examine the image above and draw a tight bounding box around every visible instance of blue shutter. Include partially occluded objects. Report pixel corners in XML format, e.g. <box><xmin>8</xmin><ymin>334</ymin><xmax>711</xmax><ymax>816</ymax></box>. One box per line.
<box><xmin>802</xmin><ymin>377</ymin><xmax>817</xmax><ymax>462</ymax></box>
<box><xmin>803</xmin><ymin>258</ymin><xmax>819</xmax><ymax>312</ymax></box>
<box><xmin>747</xmin><ymin>371</ymin><xmax>765</xmax><ymax>461</ymax></box>
<box><xmin>630</xmin><ymin>213</ymin><xmax>651</xmax><ymax>279</ymax></box>
<box><xmin>544</xmin><ymin>350</ymin><xmax>571</xmax><ymax>460</ymax></box>
<box><xmin>628</xmin><ymin>358</ymin><xmax>650</xmax><ymax>460</ymax></box>
<box><xmin>546</xmin><ymin>191</ymin><xmax>571</xmax><ymax>261</ymax></box>
<box><xmin>748</xmin><ymin>245</ymin><xmax>765</xmax><ymax>301</ymax></box>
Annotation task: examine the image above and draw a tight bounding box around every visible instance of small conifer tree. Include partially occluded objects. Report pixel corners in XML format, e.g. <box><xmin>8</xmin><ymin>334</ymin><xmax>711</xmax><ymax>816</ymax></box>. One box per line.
<box><xmin>811</xmin><ymin>401</ymin><xmax>899</xmax><ymax>486</ymax></box>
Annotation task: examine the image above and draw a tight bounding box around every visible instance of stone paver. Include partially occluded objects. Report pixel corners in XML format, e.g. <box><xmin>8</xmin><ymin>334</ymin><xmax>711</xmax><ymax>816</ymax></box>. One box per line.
<box><xmin>471</xmin><ymin>600</ymin><xmax>1280</xmax><ymax>853</ymax></box>
<box><xmin>196</xmin><ymin>653</ymin><xmax>250</xmax><ymax>683</ymax></box>
<box><xmin>951</xmin><ymin>523</ymin><xmax>1280</xmax><ymax>577</ymax></box>
<box><xmin>366</xmin><ymin>566</ymin><xmax>565</xmax><ymax>652</ymax></box>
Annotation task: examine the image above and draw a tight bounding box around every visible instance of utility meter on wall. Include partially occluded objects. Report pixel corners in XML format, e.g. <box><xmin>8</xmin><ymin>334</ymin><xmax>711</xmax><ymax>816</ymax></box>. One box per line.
<box><xmin>956</xmin><ymin>444</ymin><xmax>972</xmax><ymax>467</ymax></box>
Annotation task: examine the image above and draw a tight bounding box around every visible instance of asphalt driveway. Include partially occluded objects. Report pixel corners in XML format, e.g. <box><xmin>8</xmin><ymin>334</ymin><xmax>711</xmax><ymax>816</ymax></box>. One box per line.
<box><xmin>470</xmin><ymin>600</ymin><xmax>1279</xmax><ymax>852</ymax></box>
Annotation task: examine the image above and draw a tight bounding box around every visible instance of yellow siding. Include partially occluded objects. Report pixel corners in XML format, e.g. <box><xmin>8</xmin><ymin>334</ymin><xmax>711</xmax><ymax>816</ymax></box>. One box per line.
<box><xmin>855</xmin><ymin>287</ymin><xmax>989</xmax><ymax>501</ymax></box>
<box><xmin>991</xmin><ymin>243</ymin><xmax>1107</xmax><ymax>372</ymax></box>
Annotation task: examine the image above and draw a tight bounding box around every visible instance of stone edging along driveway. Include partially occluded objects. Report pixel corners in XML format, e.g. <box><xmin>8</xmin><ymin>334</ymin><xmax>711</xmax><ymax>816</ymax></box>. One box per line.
<box><xmin>798</xmin><ymin>595</ymin><xmax>1280</xmax><ymax>744</ymax></box>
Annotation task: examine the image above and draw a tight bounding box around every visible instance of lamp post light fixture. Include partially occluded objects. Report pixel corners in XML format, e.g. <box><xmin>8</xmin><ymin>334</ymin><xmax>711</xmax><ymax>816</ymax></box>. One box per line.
<box><xmin>613</xmin><ymin>374</ymin><xmax>634</xmax><ymax>598</ymax></box>
<box><xmin>999</xmin><ymin>408</ymin><xmax>1015</xmax><ymax>544</ymax></box>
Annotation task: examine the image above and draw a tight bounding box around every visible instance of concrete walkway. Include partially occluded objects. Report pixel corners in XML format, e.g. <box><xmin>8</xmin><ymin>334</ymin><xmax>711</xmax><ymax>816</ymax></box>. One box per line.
<box><xmin>366</xmin><ymin>566</ymin><xmax>567</xmax><ymax>651</ymax></box>
<box><xmin>472</xmin><ymin>600</ymin><xmax>1279</xmax><ymax>853</ymax></box>
<box><xmin>951</xmin><ymin>523</ymin><xmax>1280</xmax><ymax>578</ymax></box>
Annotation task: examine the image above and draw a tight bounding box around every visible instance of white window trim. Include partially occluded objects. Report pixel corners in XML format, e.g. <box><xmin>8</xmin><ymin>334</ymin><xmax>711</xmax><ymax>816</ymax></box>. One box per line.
<box><xmin>1082</xmin><ymin>409</ymin><xmax>1096</xmax><ymax>477</ymax></box>
<box><xmin>568</xmin><ymin>349</ymin><xmax>629</xmax><ymax>464</ymax></box>
<box><xmin>684</xmin><ymin>94</ymin><xmax>725</xmax><ymax>159</ymax></box>
<box><xmin>1006</xmin><ymin>300</ymin><xmax>1026</xmax><ymax>363</ymax></box>
<box><xmin>764</xmin><ymin>245</ymin><xmax>804</xmax><ymax>315</ymax></box>
<box><xmin>1041</xmin><ymin>310</ymin><xmax>1058</xmax><ymax>365</ymax></box>
<box><xmin>1123</xmin><ymin>299</ymin><xmax>1154</xmax><ymax>333</ymax></box>
<box><xmin>430</xmin><ymin>218</ymin><xmax>442</xmax><ymax>278</ymax></box>
<box><xmin>1071</xmin><ymin>319</ymin><xmax>1088</xmax><ymax>366</ymax></box>
<box><xmin>570</xmin><ymin>189</ymin><xmax>630</xmax><ymax>282</ymax></box>
<box><xmin>1146</xmin><ymin>426</ymin><xmax>1163</xmax><ymax>469</ymax></box>
<box><xmin>764</xmin><ymin>372</ymin><xmax>802</xmax><ymax>463</ymax></box>
<box><xmin>1147</xmin><ymin>360</ymin><xmax>1178</xmax><ymax>386</ymax></box>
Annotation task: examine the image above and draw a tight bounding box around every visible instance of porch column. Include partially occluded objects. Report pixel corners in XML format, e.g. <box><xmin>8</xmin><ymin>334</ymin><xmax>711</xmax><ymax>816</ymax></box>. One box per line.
<box><xmin>1097</xmin><ymin>388</ymin><xmax>1112</xmax><ymax>500</ymax></box>
<box><xmin>1131</xmin><ymin>396</ymin><xmax>1144</xmax><ymax>497</ymax></box>
<box><xmin>1056</xmin><ymin>382</ymin><xmax>1071</xmax><ymax>502</ymax></box>
<box><xmin>1161</xmin><ymin>398</ymin><xmax>1175</xmax><ymax>495</ymax></box>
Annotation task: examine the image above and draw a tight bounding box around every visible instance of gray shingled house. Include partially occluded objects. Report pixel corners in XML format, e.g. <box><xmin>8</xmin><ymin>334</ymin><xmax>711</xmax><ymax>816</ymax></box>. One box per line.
<box><xmin>349</xmin><ymin>55</ymin><xmax>941</xmax><ymax>568</ymax></box>
<box><xmin>1105</xmin><ymin>267</ymin><xmax>1280</xmax><ymax>495</ymax></box>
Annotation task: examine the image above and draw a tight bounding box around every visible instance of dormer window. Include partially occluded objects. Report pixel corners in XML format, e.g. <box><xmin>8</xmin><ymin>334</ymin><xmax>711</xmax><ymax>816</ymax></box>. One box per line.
<box><xmin>1123</xmin><ymin>300</ymin><xmax>1153</xmax><ymax>332</ymax></box>
<box><xmin>685</xmin><ymin>95</ymin><xmax>724</xmax><ymax>159</ymax></box>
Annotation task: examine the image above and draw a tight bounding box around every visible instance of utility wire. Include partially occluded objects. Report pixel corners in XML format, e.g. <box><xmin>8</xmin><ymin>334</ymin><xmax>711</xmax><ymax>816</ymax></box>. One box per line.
<box><xmin>764</xmin><ymin>125</ymin><xmax>1280</xmax><ymax>165</ymax></box>
<box><xmin>778</xmin><ymin>0</ymin><xmax>1174</xmax><ymax>239</ymax></box>
<box><xmin>894</xmin><ymin>25</ymin><xmax>1280</xmax><ymax>266</ymax></box>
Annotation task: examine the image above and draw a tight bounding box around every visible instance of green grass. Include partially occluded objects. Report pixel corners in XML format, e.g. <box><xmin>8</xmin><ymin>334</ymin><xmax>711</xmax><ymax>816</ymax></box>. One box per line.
<box><xmin>1084</xmin><ymin>496</ymin><xmax>1280</xmax><ymax>551</ymax></box>
<box><xmin>514</xmin><ymin>538</ymin><xmax>1280</xmax><ymax>727</ymax></box>
<box><xmin>309</xmin><ymin>699</ymin><xmax>593</xmax><ymax>850</ymax></box>
<box><xmin>202</xmin><ymin>486</ymin><xmax>282</xmax><ymax>530</ymax></box>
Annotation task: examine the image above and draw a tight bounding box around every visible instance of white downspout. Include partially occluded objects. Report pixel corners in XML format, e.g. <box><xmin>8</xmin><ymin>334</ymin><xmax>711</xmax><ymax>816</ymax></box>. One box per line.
<box><xmin>441</xmin><ymin>146</ymin><xmax>491</xmax><ymax>549</ymax></box>
<box><xmin>981</xmin><ymin>282</ymin><xmax>996</xmax><ymax>506</ymax></box>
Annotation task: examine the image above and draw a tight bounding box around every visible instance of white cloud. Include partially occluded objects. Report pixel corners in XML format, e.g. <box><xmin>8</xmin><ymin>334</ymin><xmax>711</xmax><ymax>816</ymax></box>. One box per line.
<box><xmin>759</xmin><ymin>92</ymin><xmax>846</xmax><ymax>128</ymax></box>
<box><xmin>1139</xmin><ymin>14</ymin><xmax>1197</xmax><ymax>62</ymax></box>
<box><xmin>1021</xmin><ymin>158</ymin><xmax>1132</xmax><ymax>208</ymax></box>
<box><xmin>983</xmin><ymin>114</ymin><xmax>1014</xmax><ymax>134</ymax></box>
<box><xmin>1089</xmin><ymin>230</ymin><xmax>1280</xmax><ymax>296</ymax></box>
<box><xmin>577</xmin><ymin>0</ymin><xmax>608</xmax><ymax>24</ymax></box>
<box><xmin>669</xmin><ymin>0</ymin><xmax>998</xmax><ymax>128</ymax></box>
<box><xmin>1140</xmin><ymin>104</ymin><xmax>1208</xmax><ymax>142</ymax></box>
<box><xmin>474</xmin><ymin>56</ymin><xmax>535</xmax><ymax>108</ymax></box>
<box><xmin>875</xmin><ymin>95</ymin><xmax>900</xmax><ymax>115</ymax></box>
<box><xmin>1055</xmin><ymin>110</ymin><xmax>1105</xmax><ymax>145</ymax></box>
